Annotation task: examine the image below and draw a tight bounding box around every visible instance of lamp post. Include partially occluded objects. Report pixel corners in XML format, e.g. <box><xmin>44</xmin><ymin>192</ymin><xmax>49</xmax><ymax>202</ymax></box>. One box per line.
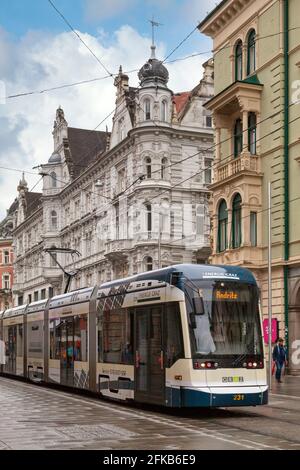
<box><xmin>268</xmin><ymin>181</ymin><xmax>273</xmax><ymax>390</ymax></box>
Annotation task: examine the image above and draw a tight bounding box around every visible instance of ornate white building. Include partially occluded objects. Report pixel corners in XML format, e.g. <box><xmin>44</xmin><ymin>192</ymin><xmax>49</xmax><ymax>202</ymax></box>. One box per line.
<box><xmin>12</xmin><ymin>47</ymin><xmax>214</xmax><ymax>304</ymax></box>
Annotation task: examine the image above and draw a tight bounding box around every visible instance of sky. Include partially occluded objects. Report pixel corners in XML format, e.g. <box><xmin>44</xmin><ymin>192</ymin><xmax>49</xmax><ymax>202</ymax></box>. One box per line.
<box><xmin>0</xmin><ymin>0</ymin><xmax>217</xmax><ymax>218</ymax></box>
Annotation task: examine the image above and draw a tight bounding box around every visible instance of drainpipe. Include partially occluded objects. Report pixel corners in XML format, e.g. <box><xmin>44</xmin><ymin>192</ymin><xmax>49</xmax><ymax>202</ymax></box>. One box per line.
<box><xmin>284</xmin><ymin>0</ymin><xmax>289</xmax><ymax>354</ymax></box>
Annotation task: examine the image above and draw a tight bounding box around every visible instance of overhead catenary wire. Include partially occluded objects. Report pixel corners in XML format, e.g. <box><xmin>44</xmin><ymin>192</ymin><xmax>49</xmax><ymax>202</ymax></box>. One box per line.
<box><xmin>16</xmin><ymin>193</ymin><xmax>300</xmax><ymax>273</ymax></box>
<box><xmin>4</xmin><ymin>104</ymin><xmax>300</xmax><ymax>228</ymax></box>
<box><xmin>3</xmin><ymin>21</ymin><xmax>300</xmax><ymax>101</ymax></box>
<box><xmin>47</xmin><ymin>0</ymin><xmax>113</xmax><ymax>77</ymax></box>
<box><xmin>2</xmin><ymin>2</ymin><xmax>298</xmax><ymax>223</ymax></box>
<box><xmin>42</xmin><ymin>111</ymin><xmax>300</xmax><ymax>234</ymax></box>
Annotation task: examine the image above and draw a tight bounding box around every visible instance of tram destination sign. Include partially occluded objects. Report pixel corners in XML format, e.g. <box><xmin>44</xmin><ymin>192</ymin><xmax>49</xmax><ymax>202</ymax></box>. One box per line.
<box><xmin>213</xmin><ymin>289</ymin><xmax>250</xmax><ymax>302</ymax></box>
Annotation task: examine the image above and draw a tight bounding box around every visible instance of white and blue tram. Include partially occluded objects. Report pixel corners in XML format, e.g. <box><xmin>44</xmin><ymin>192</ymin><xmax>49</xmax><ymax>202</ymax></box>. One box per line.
<box><xmin>0</xmin><ymin>264</ymin><xmax>268</xmax><ymax>407</ymax></box>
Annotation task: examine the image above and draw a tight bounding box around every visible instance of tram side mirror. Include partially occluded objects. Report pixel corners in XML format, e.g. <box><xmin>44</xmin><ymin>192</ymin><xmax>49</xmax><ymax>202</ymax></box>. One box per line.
<box><xmin>170</xmin><ymin>272</ymin><xmax>182</xmax><ymax>286</ymax></box>
<box><xmin>193</xmin><ymin>297</ymin><xmax>204</xmax><ymax>315</ymax></box>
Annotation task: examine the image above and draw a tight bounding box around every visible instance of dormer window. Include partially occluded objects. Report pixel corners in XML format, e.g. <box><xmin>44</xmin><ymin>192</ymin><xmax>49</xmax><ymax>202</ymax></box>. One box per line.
<box><xmin>50</xmin><ymin>171</ymin><xmax>57</xmax><ymax>188</ymax></box>
<box><xmin>161</xmin><ymin>157</ymin><xmax>168</xmax><ymax>179</ymax></box>
<box><xmin>144</xmin><ymin>99</ymin><xmax>151</xmax><ymax>120</ymax></box>
<box><xmin>145</xmin><ymin>157</ymin><xmax>152</xmax><ymax>179</ymax></box>
<box><xmin>235</xmin><ymin>40</ymin><xmax>243</xmax><ymax>81</ymax></box>
<box><xmin>161</xmin><ymin>100</ymin><xmax>167</xmax><ymax>121</ymax></box>
<box><xmin>51</xmin><ymin>210</ymin><xmax>58</xmax><ymax>230</ymax></box>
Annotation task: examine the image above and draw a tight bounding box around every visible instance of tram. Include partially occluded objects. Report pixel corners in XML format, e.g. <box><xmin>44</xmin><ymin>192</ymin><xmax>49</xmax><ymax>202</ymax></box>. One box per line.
<box><xmin>0</xmin><ymin>264</ymin><xmax>268</xmax><ymax>407</ymax></box>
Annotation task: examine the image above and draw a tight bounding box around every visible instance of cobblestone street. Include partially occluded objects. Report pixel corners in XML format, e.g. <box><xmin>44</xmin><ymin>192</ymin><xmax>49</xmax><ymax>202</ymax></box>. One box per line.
<box><xmin>1</xmin><ymin>376</ymin><xmax>300</xmax><ymax>450</ymax></box>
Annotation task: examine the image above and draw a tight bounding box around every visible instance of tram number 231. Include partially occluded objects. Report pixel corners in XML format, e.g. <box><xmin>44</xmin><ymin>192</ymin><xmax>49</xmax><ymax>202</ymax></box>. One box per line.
<box><xmin>233</xmin><ymin>394</ymin><xmax>245</xmax><ymax>401</ymax></box>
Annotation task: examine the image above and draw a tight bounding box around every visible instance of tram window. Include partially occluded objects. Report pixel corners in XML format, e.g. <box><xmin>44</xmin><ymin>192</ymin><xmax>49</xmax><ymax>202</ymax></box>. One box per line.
<box><xmin>101</xmin><ymin>307</ymin><xmax>133</xmax><ymax>365</ymax></box>
<box><xmin>28</xmin><ymin>320</ymin><xmax>43</xmax><ymax>358</ymax></box>
<box><xmin>74</xmin><ymin>315</ymin><xmax>88</xmax><ymax>362</ymax></box>
<box><xmin>17</xmin><ymin>324</ymin><xmax>23</xmax><ymax>357</ymax></box>
<box><xmin>50</xmin><ymin>319</ymin><xmax>60</xmax><ymax>360</ymax></box>
<box><xmin>165</xmin><ymin>303</ymin><xmax>184</xmax><ymax>367</ymax></box>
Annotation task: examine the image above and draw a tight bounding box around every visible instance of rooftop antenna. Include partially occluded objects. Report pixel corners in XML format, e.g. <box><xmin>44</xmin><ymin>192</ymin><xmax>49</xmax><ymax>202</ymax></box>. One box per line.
<box><xmin>148</xmin><ymin>15</ymin><xmax>163</xmax><ymax>59</ymax></box>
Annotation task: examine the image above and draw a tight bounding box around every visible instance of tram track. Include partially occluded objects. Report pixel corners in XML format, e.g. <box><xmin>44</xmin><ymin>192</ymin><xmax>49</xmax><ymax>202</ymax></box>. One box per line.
<box><xmin>1</xmin><ymin>375</ymin><xmax>300</xmax><ymax>450</ymax></box>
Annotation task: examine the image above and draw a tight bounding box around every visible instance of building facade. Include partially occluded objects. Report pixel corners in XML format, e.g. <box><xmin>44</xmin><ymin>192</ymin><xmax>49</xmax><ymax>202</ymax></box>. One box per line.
<box><xmin>12</xmin><ymin>47</ymin><xmax>214</xmax><ymax>305</ymax></box>
<box><xmin>0</xmin><ymin>202</ymin><xmax>15</xmax><ymax>310</ymax></box>
<box><xmin>199</xmin><ymin>0</ymin><xmax>300</xmax><ymax>373</ymax></box>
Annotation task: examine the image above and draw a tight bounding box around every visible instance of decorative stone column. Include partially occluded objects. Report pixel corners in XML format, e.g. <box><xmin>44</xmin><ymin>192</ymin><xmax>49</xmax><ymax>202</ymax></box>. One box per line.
<box><xmin>242</xmin><ymin>109</ymin><xmax>249</xmax><ymax>152</ymax></box>
<box><xmin>215</xmin><ymin>127</ymin><xmax>221</xmax><ymax>165</ymax></box>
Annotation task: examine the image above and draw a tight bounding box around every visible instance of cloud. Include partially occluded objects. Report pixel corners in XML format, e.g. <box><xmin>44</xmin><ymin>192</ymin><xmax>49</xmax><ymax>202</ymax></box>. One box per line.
<box><xmin>0</xmin><ymin>24</ymin><xmax>208</xmax><ymax>219</ymax></box>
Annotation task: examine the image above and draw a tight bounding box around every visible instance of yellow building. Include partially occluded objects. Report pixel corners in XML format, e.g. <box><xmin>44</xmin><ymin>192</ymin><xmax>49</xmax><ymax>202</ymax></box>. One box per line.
<box><xmin>199</xmin><ymin>0</ymin><xmax>300</xmax><ymax>374</ymax></box>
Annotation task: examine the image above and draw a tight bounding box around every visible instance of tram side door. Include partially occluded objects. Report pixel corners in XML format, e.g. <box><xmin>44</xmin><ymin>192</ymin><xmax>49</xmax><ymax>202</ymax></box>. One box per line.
<box><xmin>60</xmin><ymin>318</ymin><xmax>74</xmax><ymax>387</ymax></box>
<box><xmin>135</xmin><ymin>305</ymin><xmax>165</xmax><ymax>405</ymax></box>
<box><xmin>8</xmin><ymin>326</ymin><xmax>17</xmax><ymax>374</ymax></box>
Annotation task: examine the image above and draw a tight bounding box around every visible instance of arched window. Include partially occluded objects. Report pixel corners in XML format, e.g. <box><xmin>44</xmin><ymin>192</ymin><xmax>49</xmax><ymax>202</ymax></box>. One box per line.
<box><xmin>248</xmin><ymin>112</ymin><xmax>257</xmax><ymax>155</ymax></box>
<box><xmin>161</xmin><ymin>100</ymin><xmax>167</xmax><ymax>121</ymax></box>
<box><xmin>232</xmin><ymin>194</ymin><xmax>242</xmax><ymax>248</ymax></box>
<box><xmin>145</xmin><ymin>204</ymin><xmax>152</xmax><ymax>235</ymax></box>
<box><xmin>144</xmin><ymin>99</ymin><xmax>151</xmax><ymax>120</ymax></box>
<box><xmin>161</xmin><ymin>157</ymin><xmax>168</xmax><ymax>179</ymax></box>
<box><xmin>234</xmin><ymin>118</ymin><xmax>243</xmax><ymax>158</ymax></box>
<box><xmin>145</xmin><ymin>256</ymin><xmax>153</xmax><ymax>271</ymax></box>
<box><xmin>218</xmin><ymin>200</ymin><xmax>228</xmax><ymax>252</ymax></box>
<box><xmin>51</xmin><ymin>210</ymin><xmax>58</xmax><ymax>230</ymax></box>
<box><xmin>247</xmin><ymin>29</ymin><xmax>256</xmax><ymax>75</ymax></box>
<box><xmin>235</xmin><ymin>40</ymin><xmax>243</xmax><ymax>81</ymax></box>
<box><xmin>50</xmin><ymin>172</ymin><xmax>57</xmax><ymax>188</ymax></box>
<box><xmin>145</xmin><ymin>157</ymin><xmax>152</xmax><ymax>179</ymax></box>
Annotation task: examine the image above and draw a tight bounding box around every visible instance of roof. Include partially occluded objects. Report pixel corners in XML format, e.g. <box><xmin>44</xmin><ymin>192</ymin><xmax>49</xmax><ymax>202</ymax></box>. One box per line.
<box><xmin>198</xmin><ymin>0</ymin><xmax>228</xmax><ymax>29</ymax></box>
<box><xmin>66</xmin><ymin>127</ymin><xmax>109</xmax><ymax>178</ymax></box>
<box><xmin>8</xmin><ymin>198</ymin><xmax>18</xmax><ymax>215</ymax></box>
<box><xmin>100</xmin><ymin>264</ymin><xmax>257</xmax><ymax>289</ymax></box>
<box><xmin>173</xmin><ymin>92</ymin><xmax>191</xmax><ymax>114</ymax></box>
<box><xmin>25</xmin><ymin>192</ymin><xmax>42</xmax><ymax>218</ymax></box>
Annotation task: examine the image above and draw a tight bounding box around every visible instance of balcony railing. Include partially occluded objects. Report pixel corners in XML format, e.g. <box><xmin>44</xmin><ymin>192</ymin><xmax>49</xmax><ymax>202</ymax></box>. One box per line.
<box><xmin>214</xmin><ymin>153</ymin><xmax>260</xmax><ymax>183</ymax></box>
<box><xmin>105</xmin><ymin>239</ymin><xmax>132</xmax><ymax>256</ymax></box>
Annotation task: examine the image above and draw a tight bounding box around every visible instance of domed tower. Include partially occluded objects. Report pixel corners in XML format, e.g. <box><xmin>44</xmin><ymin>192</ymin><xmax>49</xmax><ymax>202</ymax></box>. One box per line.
<box><xmin>136</xmin><ymin>43</ymin><xmax>172</xmax><ymax>125</ymax></box>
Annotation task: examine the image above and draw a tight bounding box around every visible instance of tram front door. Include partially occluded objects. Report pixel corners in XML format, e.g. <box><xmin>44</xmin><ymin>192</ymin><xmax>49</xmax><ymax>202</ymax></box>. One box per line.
<box><xmin>59</xmin><ymin>318</ymin><xmax>74</xmax><ymax>387</ymax></box>
<box><xmin>135</xmin><ymin>306</ymin><xmax>165</xmax><ymax>405</ymax></box>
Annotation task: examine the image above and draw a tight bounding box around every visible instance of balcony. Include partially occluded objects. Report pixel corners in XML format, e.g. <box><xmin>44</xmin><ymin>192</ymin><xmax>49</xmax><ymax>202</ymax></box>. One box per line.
<box><xmin>42</xmin><ymin>267</ymin><xmax>62</xmax><ymax>287</ymax></box>
<box><xmin>0</xmin><ymin>287</ymin><xmax>12</xmax><ymax>296</ymax></box>
<box><xmin>105</xmin><ymin>239</ymin><xmax>132</xmax><ymax>262</ymax></box>
<box><xmin>211</xmin><ymin>245</ymin><xmax>263</xmax><ymax>268</ymax></box>
<box><xmin>212</xmin><ymin>152</ymin><xmax>261</xmax><ymax>185</ymax></box>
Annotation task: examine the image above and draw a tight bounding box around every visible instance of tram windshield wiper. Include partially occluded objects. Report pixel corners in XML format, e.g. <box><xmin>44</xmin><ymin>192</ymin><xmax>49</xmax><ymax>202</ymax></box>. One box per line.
<box><xmin>232</xmin><ymin>341</ymin><xmax>253</xmax><ymax>367</ymax></box>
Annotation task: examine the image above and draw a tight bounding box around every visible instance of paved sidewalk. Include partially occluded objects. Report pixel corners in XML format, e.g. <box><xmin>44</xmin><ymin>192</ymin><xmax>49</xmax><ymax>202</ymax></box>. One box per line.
<box><xmin>270</xmin><ymin>374</ymin><xmax>300</xmax><ymax>398</ymax></box>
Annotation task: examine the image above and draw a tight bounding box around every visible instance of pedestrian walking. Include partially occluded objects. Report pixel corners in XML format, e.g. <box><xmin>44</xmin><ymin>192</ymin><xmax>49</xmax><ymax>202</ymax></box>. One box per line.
<box><xmin>272</xmin><ymin>338</ymin><xmax>288</xmax><ymax>383</ymax></box>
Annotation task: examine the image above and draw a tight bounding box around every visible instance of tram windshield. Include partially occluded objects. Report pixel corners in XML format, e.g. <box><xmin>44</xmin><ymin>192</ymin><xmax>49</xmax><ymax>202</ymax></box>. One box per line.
<box><xmin>185</xmin><ymin>280</ymin><xmax>263</xmax><ymax>364</ymax></box>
